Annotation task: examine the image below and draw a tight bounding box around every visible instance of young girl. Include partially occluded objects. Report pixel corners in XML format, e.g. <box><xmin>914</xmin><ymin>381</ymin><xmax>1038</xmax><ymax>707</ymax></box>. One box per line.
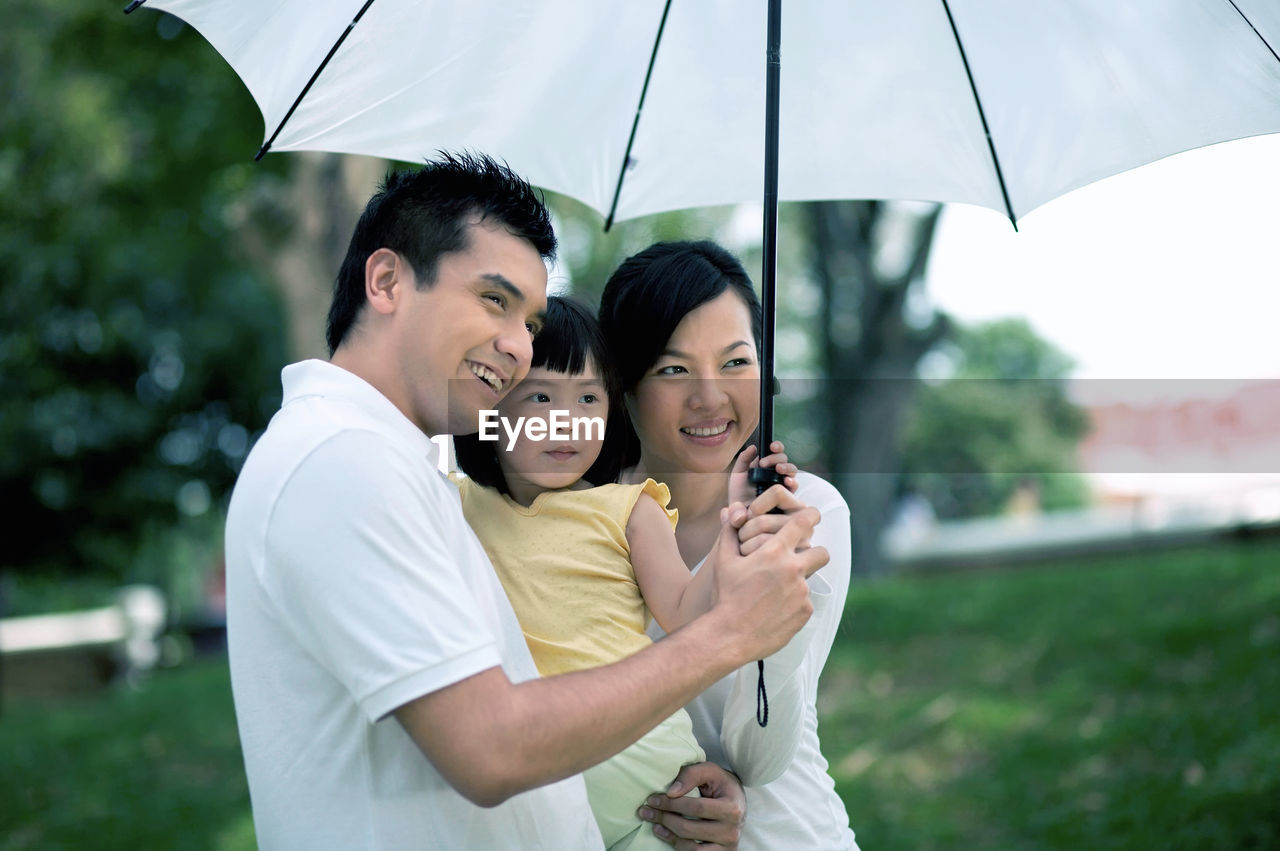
<box><xmin>452</xmin><ymin>296</ymin><xmax>713</xmax><ymax>851</ymax></box>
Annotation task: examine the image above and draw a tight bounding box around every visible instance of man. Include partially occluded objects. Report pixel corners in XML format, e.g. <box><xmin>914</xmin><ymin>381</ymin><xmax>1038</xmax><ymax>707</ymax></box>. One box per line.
<box><xmin>224</xmin><ymin>153</ymin><xmax>826</xmax><ymax>849</ymax></box>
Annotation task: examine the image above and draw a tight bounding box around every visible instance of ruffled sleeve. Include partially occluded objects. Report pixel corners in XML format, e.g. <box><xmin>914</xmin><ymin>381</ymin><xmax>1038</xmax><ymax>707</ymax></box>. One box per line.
<box><xmin>629</xmin><ymin>477</ymin><xmax>678</xmax><ymax>531</ymax></box>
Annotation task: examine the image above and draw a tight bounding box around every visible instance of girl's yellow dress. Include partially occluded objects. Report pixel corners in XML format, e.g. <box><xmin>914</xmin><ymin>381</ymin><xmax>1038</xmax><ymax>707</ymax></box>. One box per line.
<box><xmin>454</xmin><ymin>476</ymin><xmax>704</xmax><ymax>851</ymax></box>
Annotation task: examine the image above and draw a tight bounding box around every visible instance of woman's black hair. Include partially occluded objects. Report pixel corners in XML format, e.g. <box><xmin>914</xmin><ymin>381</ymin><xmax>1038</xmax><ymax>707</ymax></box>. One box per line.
<box><xmin>596</xmin><ymin>240</ymin><xmax>763</xmax><ymax>468</ymax></box>
<box><xmin>454</xmin><ymin>295</ymin><xmax>626</xmax><ymax>493</ymax></box>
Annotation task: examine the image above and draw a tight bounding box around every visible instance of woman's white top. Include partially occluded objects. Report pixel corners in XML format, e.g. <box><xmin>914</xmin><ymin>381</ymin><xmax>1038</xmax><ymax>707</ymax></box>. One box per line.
<box><xmin>648</xmin><ymin>472</ymin><xmax>859</xmax><ymax>849</ymax></box>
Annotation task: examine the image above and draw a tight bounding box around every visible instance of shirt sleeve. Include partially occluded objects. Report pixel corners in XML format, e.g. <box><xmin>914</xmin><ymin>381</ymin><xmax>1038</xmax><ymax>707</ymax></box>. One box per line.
<box><xmin>716</xmin><ymin>473</ymin><xmax>853</xmax><ymax>786</ymax></box>
<box><xmin>261</xmin><ymin>429</ymin><xmax>504</xmax><ymax>723</ymax></box>
<box><xmin>625</xmin><ymin>478</ymin><xmax>679</xmax><ymax>532</ymax></box>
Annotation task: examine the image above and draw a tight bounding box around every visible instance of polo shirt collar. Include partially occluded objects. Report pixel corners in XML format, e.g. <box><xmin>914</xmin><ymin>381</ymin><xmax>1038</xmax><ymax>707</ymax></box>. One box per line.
<box><xmin>281</xmin><ymin>359</ymin><xmax>442</xmax><ymax>469</ymax></box>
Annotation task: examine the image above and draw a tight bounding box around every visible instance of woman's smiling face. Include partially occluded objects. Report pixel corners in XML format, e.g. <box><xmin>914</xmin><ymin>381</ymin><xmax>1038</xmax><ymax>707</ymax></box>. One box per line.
<box><xmin>628</xmin><ymin>290</ymin><xmax>760</xmax><ymax>477</ymax></box>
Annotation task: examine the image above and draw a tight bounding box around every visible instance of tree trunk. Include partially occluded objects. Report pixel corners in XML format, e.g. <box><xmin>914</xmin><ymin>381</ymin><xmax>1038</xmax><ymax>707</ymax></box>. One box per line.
<box><xmin>806</xmin><ymin>200</ymin><xmax>947</xmax><ymax>574</ymax></box>
<box><xmin>229</xmin><ymin>153</ymin><xmax>387</xmax><ymax>361</ymax></box>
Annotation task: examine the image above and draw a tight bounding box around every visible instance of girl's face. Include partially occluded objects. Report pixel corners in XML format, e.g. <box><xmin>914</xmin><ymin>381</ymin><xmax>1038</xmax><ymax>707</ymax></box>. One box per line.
<box><xmin>495</xmin><ymin>362</ymin><xmax>608</xmax><ymax>503</ymax></box>
<box><xmin>628</xmin><ymin>290</ymin><xmax>760</xmax><ymax>477</ymax></box>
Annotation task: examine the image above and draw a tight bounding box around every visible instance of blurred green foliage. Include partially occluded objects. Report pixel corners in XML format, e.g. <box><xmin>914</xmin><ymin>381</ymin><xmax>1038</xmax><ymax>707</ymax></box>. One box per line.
<box><xmin>547</xmin><ymin>192</ymin><xmax>734</xmax><ymax>305</ymax></box>
<box><xmin>902</xmin><ymin>318</ymin><xmax>1090</xmax><ymax>518</ymax></box>
<box><xmin>2</xmin><ymin>2</ymin><xmax>290</xmax><ymax>586</ymax></box>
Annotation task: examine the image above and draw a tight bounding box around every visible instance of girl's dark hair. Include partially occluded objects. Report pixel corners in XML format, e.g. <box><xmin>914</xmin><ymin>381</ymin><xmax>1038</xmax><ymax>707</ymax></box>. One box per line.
<box><xmin>454</xmin><ymin>296</ymin><xmax>626</xmax><ymax>493</ymax></box>
<box><xmin>597</xmin><ymin>240</ymin><xmax>763</xmax><ymax>468</ymax></box>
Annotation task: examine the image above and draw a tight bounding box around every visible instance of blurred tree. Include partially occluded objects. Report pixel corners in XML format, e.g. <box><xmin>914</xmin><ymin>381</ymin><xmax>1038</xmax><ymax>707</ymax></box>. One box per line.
<box><xmin>804</xmin><ymin>201</ymin><xmax>949</xmax><ymax>574</ymax></box>
<box><xmin>901</xmin><ymin>318</ymin><xmax>1091</xmax><ymax>519</ymax></box>
<box><xmin>549</xmin><ymin>194</ymin><xmax>734</xmax><ymax>307</ymax></box>
<box><xmin>231</xmin><ymin>152</ymin><xmax>386</xmax><ymax>361</ymax></box>
<box><xmin>1</xmin><ymin>2</ymin><xmax>290</xmax><ymax>584</ymax></box>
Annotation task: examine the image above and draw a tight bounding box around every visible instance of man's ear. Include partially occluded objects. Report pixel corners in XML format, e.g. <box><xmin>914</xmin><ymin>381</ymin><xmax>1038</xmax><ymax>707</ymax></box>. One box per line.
<box><xmin>364</xmin><ymin>248</ymin><xmax>403</xmax><ymax>316</ymax></box>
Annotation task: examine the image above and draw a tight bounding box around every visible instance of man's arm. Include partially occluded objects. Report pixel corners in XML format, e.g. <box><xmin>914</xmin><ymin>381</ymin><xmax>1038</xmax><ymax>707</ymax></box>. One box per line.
<box><xmin>396</xmin><ymin>506</ymin><xmax>827</xmax><ymax>807</ymax></box>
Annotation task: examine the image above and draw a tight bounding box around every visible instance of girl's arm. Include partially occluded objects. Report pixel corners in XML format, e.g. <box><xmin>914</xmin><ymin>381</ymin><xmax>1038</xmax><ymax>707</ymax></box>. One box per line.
<box><xmin>627</xmin><ymin>493</ymin><xmax>718</xmax><ymax>634</ymax></box>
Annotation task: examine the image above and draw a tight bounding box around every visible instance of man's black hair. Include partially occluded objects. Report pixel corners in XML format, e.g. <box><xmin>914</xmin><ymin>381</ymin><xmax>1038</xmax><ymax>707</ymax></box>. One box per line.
<box><xmin>455</xmin><ymin>296</ymin><xmax>626</xmax><ymax>494</ymax></box>
<box><xmin>326</xmin><ymin>151</ymin><xmax>556</xmax><ymax>355</ymax></box>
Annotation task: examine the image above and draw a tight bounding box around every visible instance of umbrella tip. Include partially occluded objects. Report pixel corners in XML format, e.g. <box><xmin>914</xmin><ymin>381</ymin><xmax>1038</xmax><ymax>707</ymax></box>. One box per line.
<box><xmin>123</xmin><ymin>0</ymin><xmax>146</xmax><ymax>12</ymax></box>
<box><xmin>254</xmin><ymin>143</ymin><xmax>271</xmax><ymax>162</ymax></box>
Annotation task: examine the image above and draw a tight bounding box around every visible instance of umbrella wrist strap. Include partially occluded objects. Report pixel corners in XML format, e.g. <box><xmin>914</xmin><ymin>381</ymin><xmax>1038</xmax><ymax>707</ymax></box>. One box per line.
<box><xmin>756</xmin><ymin>660</ymin><xmax>768</xmax><ymax>727</ymax></box>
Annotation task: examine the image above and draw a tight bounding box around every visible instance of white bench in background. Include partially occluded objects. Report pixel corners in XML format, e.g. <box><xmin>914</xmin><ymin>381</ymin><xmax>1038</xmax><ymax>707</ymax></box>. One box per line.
<box><xmin>0</xmin><ymin>585</ymin><xmax>166</xmax><ymax>700</ymax></box>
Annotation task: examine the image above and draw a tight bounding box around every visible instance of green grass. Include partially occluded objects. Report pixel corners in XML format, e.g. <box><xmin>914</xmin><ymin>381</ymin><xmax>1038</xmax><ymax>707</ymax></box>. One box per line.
<box><xmin>1</xmin><ymin>659</ymin><xmax>254</xmax><ymax>851</ymax></box>
<box><xmin>3</xmin><ymin>537</ymin><xmax>1277</xmax><ymax>849</ymax></box>
<box><xmin>821</xmin><ymin>536</ymin><xmax>1280</xmax><ymax>851</ymax></box>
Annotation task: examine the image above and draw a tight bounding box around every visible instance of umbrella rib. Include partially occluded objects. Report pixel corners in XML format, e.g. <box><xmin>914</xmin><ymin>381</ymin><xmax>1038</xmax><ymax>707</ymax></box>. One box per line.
<box><xmin>254</xmin><ymin>0</ymin><xmax>380</xmax><ymax>161</ymax></box>
<box><xmin>939</xmin><ymin>0</ymin><xmax>1018</xmax><ymax>230</ymax></box>
<box><xmin>1225</xmin><ymin>0</ymin><xmax>1280</xmax><ymax>65</ymax></box>
<box><xmin>603</xmin><ymin>0</ymin><xmax>675</xmax><ymax>231</ymax></box>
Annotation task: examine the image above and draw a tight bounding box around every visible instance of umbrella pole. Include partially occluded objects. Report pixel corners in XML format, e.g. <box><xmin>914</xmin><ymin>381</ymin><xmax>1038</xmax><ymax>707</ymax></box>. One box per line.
<box><xmin>749</xmin><ymin>0</ymin><xmax>786</xmax><ymax>498</ymax></box>
<box><xmin>744</xmin><ymin>0</ymin><xmax>785</xmax><ymax>731</ymax></box>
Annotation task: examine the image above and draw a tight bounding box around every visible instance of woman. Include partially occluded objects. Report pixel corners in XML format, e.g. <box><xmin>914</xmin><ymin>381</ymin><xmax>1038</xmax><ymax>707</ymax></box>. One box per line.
<box><xmin>598</xmin><ymin>241</ymin><xmax>858</xmax><ymax>849</ymax></box>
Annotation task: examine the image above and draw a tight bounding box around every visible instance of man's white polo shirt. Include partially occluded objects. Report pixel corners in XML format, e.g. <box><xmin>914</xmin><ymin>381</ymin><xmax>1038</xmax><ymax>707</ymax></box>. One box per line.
<box><xmin>225</xmin><ymin>360</ymin><xmax>602</xmax><ymax>850</ymax></box>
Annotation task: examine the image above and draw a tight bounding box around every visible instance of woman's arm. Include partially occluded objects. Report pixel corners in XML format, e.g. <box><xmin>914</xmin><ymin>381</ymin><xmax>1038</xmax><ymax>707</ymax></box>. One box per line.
<box><xmin>642</xmin><ymin>473</ymin><xmax>852</xmax><ymax>789</ymax></box>
<box><xmin>628</xmin><ymin>493</ymin><xmax>718</xmax><ymax>633</ymax></box>
<box><xmin>717</xmin><ymin>473</ymin><xmax>852</xmax><ymax>786</ymax></box>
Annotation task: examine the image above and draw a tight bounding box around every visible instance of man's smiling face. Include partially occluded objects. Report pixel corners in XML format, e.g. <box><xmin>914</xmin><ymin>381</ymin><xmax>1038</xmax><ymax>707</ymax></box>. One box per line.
<box><xmin>390</xmin><ymin>219</ymin><xmax>548</xmax><ymax>436</ymax></box>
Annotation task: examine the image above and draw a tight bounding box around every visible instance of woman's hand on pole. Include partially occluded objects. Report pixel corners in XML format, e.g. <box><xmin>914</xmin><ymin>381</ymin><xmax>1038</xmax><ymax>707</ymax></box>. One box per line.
<box><xmin>728</xmin><ymin>441</ymin><xmax>798</xmax><ymax>506</ymax></box>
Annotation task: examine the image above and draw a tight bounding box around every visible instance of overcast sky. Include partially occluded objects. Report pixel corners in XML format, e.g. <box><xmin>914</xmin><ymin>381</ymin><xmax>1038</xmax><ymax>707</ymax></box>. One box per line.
<box><xmin>925</xmin><ymin>133</ymin><xmax>1280</xmax><ymax>384</ymax></box>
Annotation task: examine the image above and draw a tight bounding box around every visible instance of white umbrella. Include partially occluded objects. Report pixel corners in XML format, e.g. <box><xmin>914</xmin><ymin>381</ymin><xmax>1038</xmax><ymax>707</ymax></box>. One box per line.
<box><xmin>127</xmin><ymin>0</ymin><xmax>1280</xmax><ymax>221</ymax></box>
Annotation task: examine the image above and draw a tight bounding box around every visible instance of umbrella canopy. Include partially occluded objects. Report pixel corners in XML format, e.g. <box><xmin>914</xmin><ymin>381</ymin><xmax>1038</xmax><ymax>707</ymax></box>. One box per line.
<box><xmin>134</xmin><ymin>0</ymin><xmax>1280</xmax><ymax>226</ymax></box>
